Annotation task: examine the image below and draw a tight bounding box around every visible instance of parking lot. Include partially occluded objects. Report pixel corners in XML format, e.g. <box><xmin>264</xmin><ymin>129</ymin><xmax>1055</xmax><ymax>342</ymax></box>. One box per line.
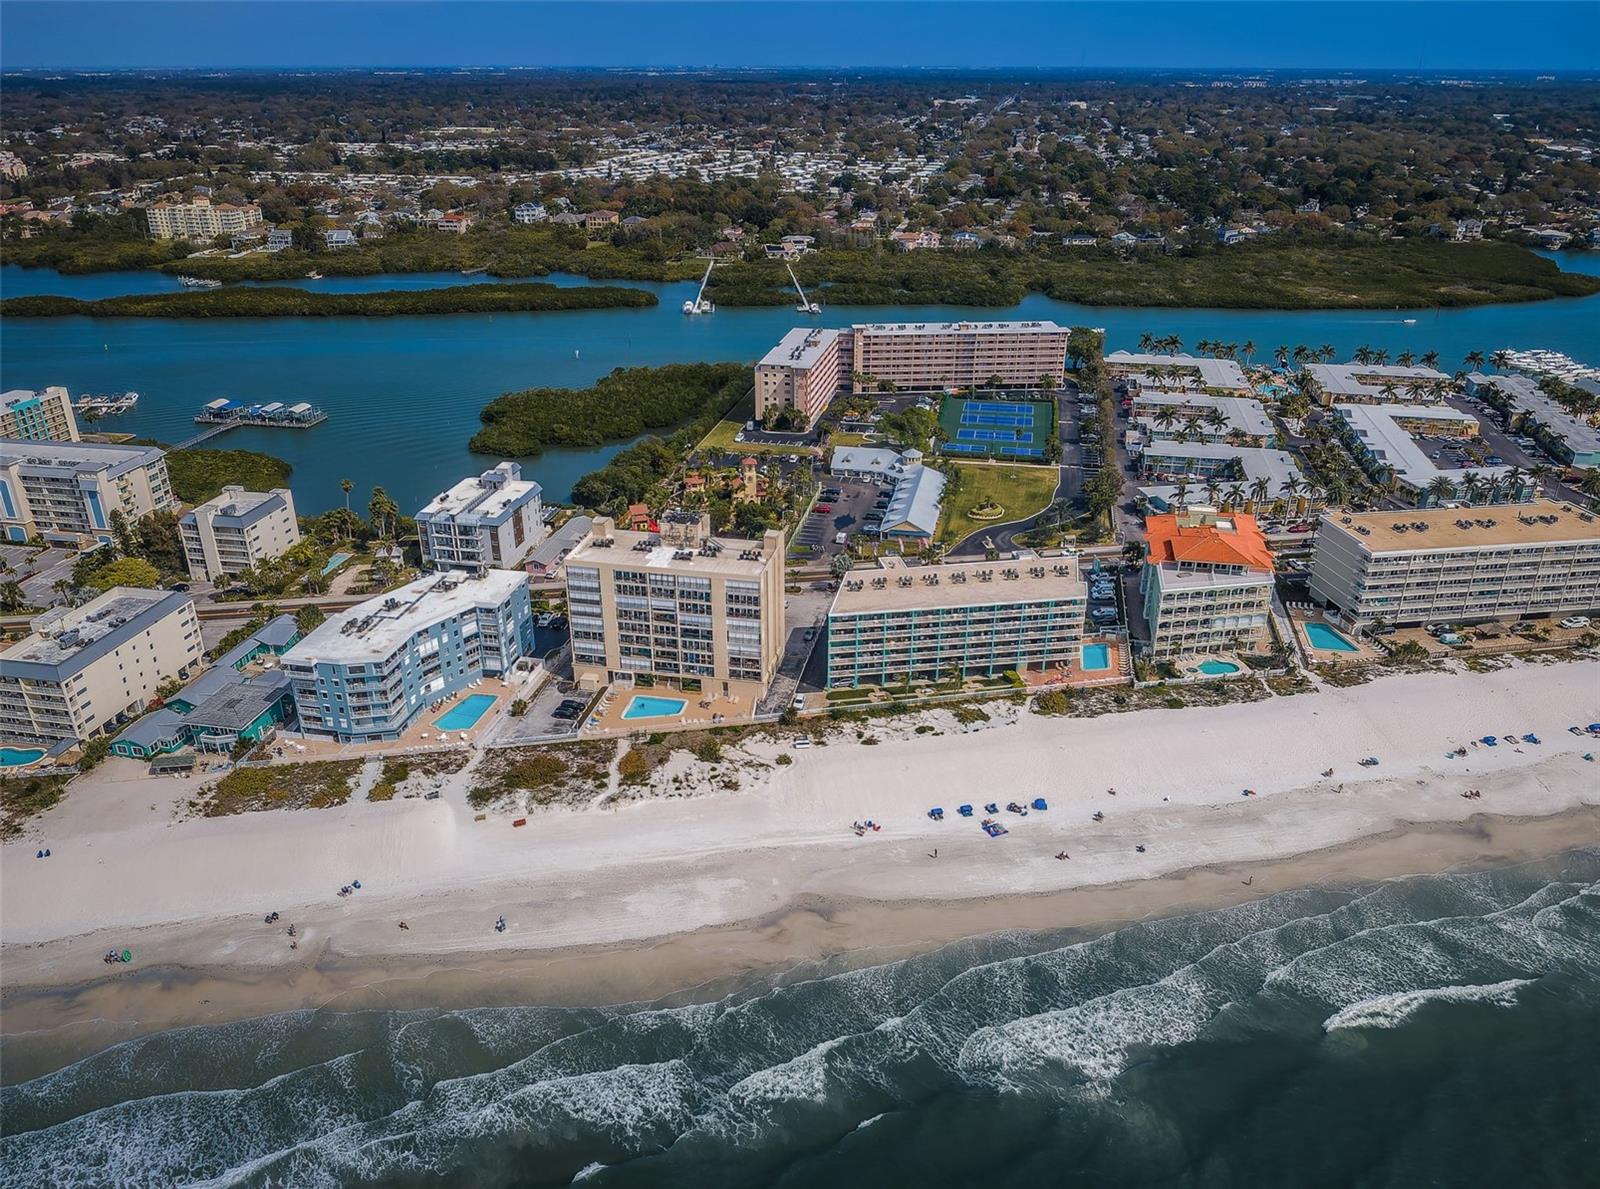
<box><xmin>790</xmin><ymin>477</ymin><xmax>885</xmax><ymax>561</ymax></box>
<box><xmin>2</xmin><ymin>543</ymin><xmax>78</xmax><ymax>609</ymax></box>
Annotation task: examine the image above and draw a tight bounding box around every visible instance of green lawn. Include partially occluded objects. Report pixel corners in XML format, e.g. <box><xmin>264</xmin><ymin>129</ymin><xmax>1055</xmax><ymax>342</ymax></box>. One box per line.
<box><xmin>694</xmin><ymin>392</ymin><xmax>818</xmax><ymax>458</ymax></box>
<box><xmin>937</xmin><ymin>462</ymin><xmax>1061</xmax><ymax>548</ymax></box>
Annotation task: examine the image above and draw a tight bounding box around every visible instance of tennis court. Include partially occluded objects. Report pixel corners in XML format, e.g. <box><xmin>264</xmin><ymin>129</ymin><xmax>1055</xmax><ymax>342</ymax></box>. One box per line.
<box><xmin>939</xmin><ymin>397</ymin><xmax>1055</xmax><ymax>459</ymax></box>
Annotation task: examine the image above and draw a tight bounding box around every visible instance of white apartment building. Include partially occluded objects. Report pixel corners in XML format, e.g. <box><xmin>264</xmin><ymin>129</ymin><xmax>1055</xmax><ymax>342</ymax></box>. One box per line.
<box><xmin>755</xmin><ymin>327</ymin><xmax>853</xmax><ymax>424</ymax></box>
<box><xmin>851</xmin><ymin>321</ymin><xmax>1069</xmax><ymax>393</ymax></box>
<box><xmin>0</xmin><ymin>588</ymin><xmax>203</xmax><ymax>744</ymax></box>
<box><xmin>1140</xmin><ymin>508</ymin><xmax>1275</xmax><ymax>657</ymax></box>
<box><xmin>282</xmin><ymin>570</ymin><xmax>535</xmax><ymax>743</ymax></box>
<box><xmin>416</xmin><ymin>462</ymin><xmax>547</xmax><ymax>574</ymax></box>
<box><xmin>179</xmin><ymin>486</ymin><xmax>301</xmax><ymax>582</ymax></box>
<box><xmin>144</xmin><ymin>196</ymin><xmax>264</xmax><ymax>240</ymax></box>
<box><xmin>827</xmin><ymin>552</ymin><xmax>1087</xmax><ymax>687</ymax></box>
<box><xmin>1304</xmin><ymin>362</ymin><xmax>1452</xmax><ymax>404</ymax></box>
<box><xmin>0</xmin><ymin>440</ymin><xmax>174</xmax><ymax>546</ymax></box>
<box><xmin>563</xmin><ymin>511</ymin><xmax>785</xmax><ymax>700</ymax></box>
<box><xmin>1</xmin><ymin>387</ymin><xmax>80</xmax><ymax>443</ymax></box>
<box><xmin>1104</xmin><ymin>351</ymin><xmax>1252</xmax><ymax>395</ymax></box>
<box><xmin>1308</xmin><ymin>500</ymin><xmax>1600</xmax><ymax>627</ymax></box>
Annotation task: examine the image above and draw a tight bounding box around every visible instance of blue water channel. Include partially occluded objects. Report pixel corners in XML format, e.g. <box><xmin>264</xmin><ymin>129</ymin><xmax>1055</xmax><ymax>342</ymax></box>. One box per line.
<box><xmin>3</xmin><ymin>252</ymin><xmax>1596</xmax><ymax>517</ymax></box>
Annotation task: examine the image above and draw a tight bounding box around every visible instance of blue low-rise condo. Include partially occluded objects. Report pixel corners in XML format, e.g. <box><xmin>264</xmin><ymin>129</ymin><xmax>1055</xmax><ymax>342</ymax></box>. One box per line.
<box><xmin>281</xmin><ymin>569</ymin><xmax>534</xmax><ymax>742</ymax></box>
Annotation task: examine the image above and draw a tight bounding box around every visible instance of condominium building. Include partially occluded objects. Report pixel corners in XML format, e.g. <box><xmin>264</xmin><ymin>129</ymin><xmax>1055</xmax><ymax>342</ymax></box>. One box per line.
<box><xmin>0</xmin><ymin>439</ymin><xmax>174</xmax><ymax>545</ymax></box>
<box><xmin>1308</xmin><ymin>499</ymin><xmax>1600</xmax><ymax>627</ymax></box>
<box><xmin>1140</xmin><ymin>508</ymin><xmax>1275</xmax><ymax>657</ymax></box>
<box><xmin>826</xmin><ymin>552</ymin><xmax>1086</xmax><ymax>687</ymax></box>
<box><xmin>0</xmin><ymin>588</ymin><xmax>203</xmax><ymax>745</ymax></box>
<box><xmin>179</xmin><ymin>485</ymin><xmax>301</xmax><ymax>582</ymax></box>
<box><xmin>1304</xmin><ymin>362</ymin><xmax>1452</xmax><ymax>404</ymax></box>
<box><xmin>563</xmin><ymin>511</ymin><xmax>785</xmax><ymax>700</ymax></box>
<box><xmin>282</xmin><ymin>569</ymin><xmax>535</xmax><ymax>743</ymax></box>
<box><xmin>1330</xmin><ymin>404</ymin><xmax>1530</xmax><ymax>506</ymax></box>
<box><xmin>755</xmin><ymin>327</ymin><xmax>852</xmax><ymax>423</ymax></box>
<box><xmin>1</xmin><ymin>387</ymin><xmax>80</xmax><ymax>442</ymax></box>
<box><xmin>1105</xmin><ymin>351</ymin><xmax>1252</xmax><ymax>395</ymax></box>
<box><xmin>1467</xmin><ymin>372</ymin><xmax>1600</xmax><ymax>469</ymax></box>
<box><xmin>1130</xmin><ymin>392</ymin><xmax>1276</xmax><ymax>447</ymax></box>
<box><xmin>144</xmin><ymin>196</ymin><xmax>264</xmax><ymax>240</ymax></box>
<box><xmin>416</xmin><ymin>462</ymin><xmax>547</xmax><ymax>574</ymax></box>
<box><xmin>850</xmin><ymin>321</ymin><xmax>1069</xmax><ymax>393</ymax></box>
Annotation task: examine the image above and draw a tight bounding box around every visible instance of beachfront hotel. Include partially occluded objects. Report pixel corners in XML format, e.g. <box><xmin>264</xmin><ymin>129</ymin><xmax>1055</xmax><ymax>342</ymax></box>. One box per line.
<box><xmin>1307</xmin><ymin>499</ymin><xmax>1600</xmax><ymax>628</ymax></box>
<box><xmin>826</xmin><ymin>552</ymin><xmax>1087</xmax><ymax>687</ymax></box>
<box><xmin>143</xmin><ymin>195</ymin><xmax>264</xmax><ymax>240</ymax></box>
<box><xmin>281</xmin><ymin>569</ymin><xmax>535</xmax><ymax>743</ymax></box>
<box><xmin>754</xmin><ymin>327</ymin><xmax>853</xmax><ymax>424</ymax></box>
<box><xmin>1139</xmin><ymin>508</ymin><xmax>1275</xmax><ymax>658</ymax></box>
<box><xmin>0</xmin><ymin>439</ymin><xmax>174</xmax><ymax>546</ymax></box>
<box><xmin>179</xmin><ymin>486</ymin><xmax>301</xmax><ymax>582</ymax></box>
<box><xmin>0</xmin><ymin>588</ymin><xmax>203</xmax><ymax>745</ymax></box>
<box><xmin>563</xmin><ymin>511</ymin><xmax>785</xmax><ymax>701</ymax></box>
<box><xmin>416</xmin><ymin>462</ymin><xmax>547</xmax><ymax>574</ymax></box>
<box><xmin>1</xmin><ymin>387</ymin><xmax>80</xmax><ymax>443</ymax></box>
<box><xmin>850</xmin><ymin>320</ymin><xmax>1069</xmax><ymax>393</ymax></box>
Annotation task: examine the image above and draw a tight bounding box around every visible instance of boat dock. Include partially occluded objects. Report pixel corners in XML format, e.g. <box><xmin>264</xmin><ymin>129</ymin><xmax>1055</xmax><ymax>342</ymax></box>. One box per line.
<box><xmin>173</xmin><ymin>399</ymin><xmax>328</xmax><ymax>449</ymax></box>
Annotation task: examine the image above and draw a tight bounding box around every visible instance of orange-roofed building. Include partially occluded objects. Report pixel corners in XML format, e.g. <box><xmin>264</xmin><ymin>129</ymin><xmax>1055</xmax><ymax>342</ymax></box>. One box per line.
<box><xmin>1139</xmin><ymin>507</ymin><xmax>1275</xmax><ymax>658</ymax></box>
<box><xmin>623</xmin><ymin>502</ymin><xmax>654</xmax><ymax>531</ymax></box>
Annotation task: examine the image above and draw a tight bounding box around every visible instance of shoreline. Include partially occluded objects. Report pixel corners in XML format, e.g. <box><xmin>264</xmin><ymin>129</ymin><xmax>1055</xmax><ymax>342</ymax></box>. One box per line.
<box><xmin>4</xmin><ymin>661</ymin><xmax>1599</xmax><ymax>1076</ymax></box>
<box><xmin>4</xmin><ymin>806</ymin><xmax>1597</xmax><ymax>1079</ymax></box>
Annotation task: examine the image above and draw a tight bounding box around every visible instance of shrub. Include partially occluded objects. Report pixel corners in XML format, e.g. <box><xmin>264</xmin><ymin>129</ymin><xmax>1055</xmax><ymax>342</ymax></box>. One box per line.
<box><xmin>1032</xmin><ymin>688</ymin><xmax>1073</xmax><ymax>716</ymax></box>
<box><xmin>617</xmin><ymin>748</ymin><xmax>652</xmax><ymax>784</ymax></box>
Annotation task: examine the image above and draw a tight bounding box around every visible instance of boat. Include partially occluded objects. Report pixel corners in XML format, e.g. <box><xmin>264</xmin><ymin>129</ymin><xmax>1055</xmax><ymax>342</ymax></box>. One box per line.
<box><xmin>1402</xmin><ymin>318</ymin><xmax>1417</xmax><ymax>325</ymax></box>
<box><xmin>177</xmin><ymin>276</ymin><xmax>222</xmax><ymax>289</ymax></box>
<box><xmin>461</xmin><ymin>266</ymin><xmax>487</xmax><ymax>276</ymax></box>
<box><xmin>682</xmin><ymin>256</ymin><xmax>715</xmax><ymax>315</ymax></box>
<box><xmin>72</xmin><ymin>391</ymin><xmax>140</xmax><ymax>415</ymax></box>
<box><xmin>305</xmin><ymin>270</ymin><xmax>323</xmax><ymax>280</ymax></box>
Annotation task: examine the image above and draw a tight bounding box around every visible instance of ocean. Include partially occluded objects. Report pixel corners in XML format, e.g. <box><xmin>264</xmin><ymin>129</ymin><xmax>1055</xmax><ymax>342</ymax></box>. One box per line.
<box><xmin>3</xmin><ymin>253</ymin><xmax>1599</xmax><ymax>516</ymax></box>
<box><xmin>3</xmin><ymin>851</ymin><xmax>1597</xmax><ymax>1188</ymax></box>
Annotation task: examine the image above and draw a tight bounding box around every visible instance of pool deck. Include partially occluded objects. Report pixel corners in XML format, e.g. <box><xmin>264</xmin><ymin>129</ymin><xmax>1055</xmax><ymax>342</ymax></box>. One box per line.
<box><xmin>1019</xmin><ymin>639</ymin><xmax>1132</xmax><ymax>689</ymax></box>
<box><xmin>1290</xmin><ymin>612</ymin><xmax>1382</xmax><ymax>664</ymax></box>
<box><xmin>586</xmin><ymin>686</ymin><xmax>756</xmax><ymax>736</ymax></box>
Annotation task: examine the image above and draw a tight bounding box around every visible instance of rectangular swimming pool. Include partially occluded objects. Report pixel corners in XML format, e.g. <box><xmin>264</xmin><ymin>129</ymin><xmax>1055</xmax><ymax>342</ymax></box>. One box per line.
<box><xmin>1305</xmin><ymin>623</ymin><xmax>1359</xmax><ymax>652</ymax></box>
<box><xmin>1081</xmin><ymin>643</ymin><xmax>1111</xmax><ymax>672</ymax></box>
<box><xmin>319</xmin><ymin>551</ymin><xmax>353</xmax><ymax>577</ymax></box>
<box><xmin>435</xmin><ymin>693</ymin><xmax>497</xmax><ymax>731</ymax></box>
<box><xmin>621</xmin><ymin>694</ymin><xmax>688</xmax><ymax>720</ymax></box>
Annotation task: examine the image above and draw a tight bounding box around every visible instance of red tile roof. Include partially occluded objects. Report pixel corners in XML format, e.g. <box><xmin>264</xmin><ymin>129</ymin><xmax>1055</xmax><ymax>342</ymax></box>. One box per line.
<box><xmin>1145</xmin><ymin>511</ymin><xmax>1273</xmax><ymax>572</ymax></box>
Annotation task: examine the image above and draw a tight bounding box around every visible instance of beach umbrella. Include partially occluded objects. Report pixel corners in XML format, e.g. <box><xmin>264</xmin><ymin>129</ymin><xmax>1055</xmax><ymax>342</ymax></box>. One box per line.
<box><xmin>120</xmin><ymin>950</ymin><xmax>132</xmax><ymax>962</ymax></box>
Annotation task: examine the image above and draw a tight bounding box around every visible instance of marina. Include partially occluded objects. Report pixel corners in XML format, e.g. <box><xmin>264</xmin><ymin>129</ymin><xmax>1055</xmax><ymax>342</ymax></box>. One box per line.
<box><xmin>195</xmin><ymin>398</ymin><xmax>327</xmax><ymax>427</ymax></box>
<box><xmin>1498</xmin><ymin>347</ymin><xmax>1600</xmax><ymax>385</ymax></box>
<box><xmin>70</xmin><ymin>391</ymin><xmax>139</xmax><ymax>416</ymax></box>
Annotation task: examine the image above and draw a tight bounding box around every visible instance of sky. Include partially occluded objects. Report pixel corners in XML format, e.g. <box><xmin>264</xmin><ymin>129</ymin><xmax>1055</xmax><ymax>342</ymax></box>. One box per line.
<box><xmin>2</xmin><ymin>1</ymin><xmax>1597</xmax><ymax>72</ymax></box>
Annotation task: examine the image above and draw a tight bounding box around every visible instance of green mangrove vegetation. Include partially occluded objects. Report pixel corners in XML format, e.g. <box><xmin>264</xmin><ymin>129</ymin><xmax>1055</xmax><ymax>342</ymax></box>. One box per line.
<box><xmin>0</xmin><ymin>280</ymin><xmax>657</xmax><ymax>318</ymax></box>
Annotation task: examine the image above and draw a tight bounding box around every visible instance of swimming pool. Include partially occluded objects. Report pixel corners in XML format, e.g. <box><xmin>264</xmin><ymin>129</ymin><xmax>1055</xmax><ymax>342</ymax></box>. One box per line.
<box><xmin>1305</xmin><ymin>623</ymin><xmax>1359</xmax><ymax>652</ymax></box>
<box><xmin>0</xmin><ymin>746</ymin><xmax>45</xmax><ymax>767</ymax></box>
<box><xmin>319</xmin><ymin>551</ymin><xmax>353</xmax><ymax>577</ymax></box>
<box><xmin>434</xmin><ymin>694</ymin><xmax>497</xmax><ymax>731</ymax></box>
<box><xmin>1197</xmin><ymin>659</ymin><xmax>1241</xmax><ymax>675</ymax></box>
<box><xmin>621</xmin><ymin>694</ymin><xmax>688</xmax><ymax>721</ymax></box>
<box><xmin>1081</xmin><ymin>643</ymin><xmax>1111</xmax><ymax>672</ymax></box>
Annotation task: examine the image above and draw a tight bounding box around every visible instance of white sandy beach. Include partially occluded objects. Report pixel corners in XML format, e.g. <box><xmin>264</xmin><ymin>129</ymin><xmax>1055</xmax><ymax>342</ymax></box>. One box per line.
<box><xmin>3</xmin><ymin>660</ymin><xmax>1599</xmax><ymax>1043</ymax></box>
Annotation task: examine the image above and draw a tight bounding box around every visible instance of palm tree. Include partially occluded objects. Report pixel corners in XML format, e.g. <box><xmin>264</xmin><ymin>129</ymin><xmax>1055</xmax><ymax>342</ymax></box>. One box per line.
<box><xmin>1241</xmin><ymin>339</ymin><xmax>1256</xmax><ymax>365</ymax></box>
<box><xmin>1292</xmin><ymin>344</ymin><xmax>1311</xmax><ymax>369</ymax></box>
<box><xmin>1317</xmin><ymin>344</ymin><xmax>1337</xmax><ymax>362</ymax></box>
<box><xmin>0</xmin><ymin>580</ymin><xmax>26</xmax><ymax>614</ymax></box>
<box><xmin>1463</xmin><ymin>350</ymin><xmax>1486</xmax><ymax>372</ymax></box>
<box><xmin>1425</xmin><ymin>475</ymin><xmax>1457</xmax><ymax>506</ymax></box>
<box><xmin>1275</xmin><ymin>345</ymin><xmax>1290</xmax><ymax>370</ymax></box>
<box><xmin>1224</xmin><ymin>484</ymin><xmax>1246</xmax><ymax>511</ymax></box>
<box><xmin>340</xmin><ymin>477</ymin><xmax>354</xmax><ymax>513</ymax></box>
<box><xmin>1459</xmin><ymin>470</ymin><xmax>1483</xmax><ymax>505</ymax></box>
<box><xmin>1249</xmin><ymin>476</ymin><xmax>1271</xmax><ymax>510</ymax></box>
<box><xmin>1138</xmin><ymin>331</ymin><xmax>1155</xmax><ymax>352</ymax></box>
<box><xmin>1503</xmin><ymin>465</ymin><xmax>1526</xmax><ymax>500</ymax></box>
<box><xmin>1372</xmin><ymin>348</ymin><xmax>1390</xmax><ymax>366</ymax></box>
<box><xmin>1171</xmin><ymin>480</ymin><xmax>1191</xmax><ymax>509</ymax></box>
<box><xmin>1203</xmin><ymin>407</ymin><xmax>1228</xmax><ymax>433</ymax></box>
<box><xmin>1579</xmin><ymin>468</ymin><xmax>1600</xmax><ymax>501</ymax></box>
<box><xmin>368</xmin><ymin>486</ymin><xmax>399</xmax><ymax>540</ymax></box>
<box><xmin>1153</xmin><ymin>406</ymin><xmax>1178</xmax><ymax>432</ymax></box>
<box><xmin>1397</xmin><ymin>351</ymin><xmax>1416</xmax><ymax>368</ymax></box>
<box><xmin>1203</xmin><ymin>479</ymin><xmax>1223</xmax><ymax>506</ymax></box>
<box><xmin>1489</xmin><ymin>349</ymin><xmax>1511</xmax><ymax>371</ymax></box>
<box><xmin>1421</xmin><ymin>350</ymin><xmax>1440</xmax><ymax>369</ymax></box>
<box><xmin>1353</xmin><ymin>345</ymin><xmax>1374</xmax><ymax>365</ymax></box>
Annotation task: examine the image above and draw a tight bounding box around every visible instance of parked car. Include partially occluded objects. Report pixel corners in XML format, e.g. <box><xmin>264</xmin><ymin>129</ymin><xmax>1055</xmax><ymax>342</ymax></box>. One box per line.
<box><xmin>1560</xmin><ymin>616</ymin><xmax>1592</xmax><ymax>630</ymax></box>
<box><xmin>1288</xmin><ymin>523</ymin><xmax>1314</xmax><ymax>533</ymax></box>
<box><xmin>1089</xmin><ymin>606</ymin><xmax>1119</xmax><ymax>622</ymax></box>
<box><xmin>813</xmin><ymin>503</ymin><xmax>833</xmax><ymax>514</ymax></box>
<box><xmin>549</xmin><ymin>614</ymin><xmax>568</xmax><ymax>630</ymax></box>
<box><xmin>536</xmin><ymin>611</ymin><xmax>555</xmax><ymax>628</ymax></box>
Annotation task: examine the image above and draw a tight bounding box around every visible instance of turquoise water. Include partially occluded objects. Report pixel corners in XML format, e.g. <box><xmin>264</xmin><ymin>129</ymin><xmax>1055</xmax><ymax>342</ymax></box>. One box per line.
<box><xmin>1306</xmin><ymin>622</ymin><xmax>1360</xmax><ymax>652</ymax></box>
<box><xmin>621</xmin><ymin>694</ymin><xmax>687</xmax><ymax>720</ymax></box>
<box><xmin>1081</xmin><ymin>643</ymin><xmax>1111</xmax><ymax>671</ymax></box>
<box><xmin>1197</xmin><ymin>659</ymin><xmax>1242</xmax><ymax>675</ymax></box>
<box><xmin>0</xmin><ymin>746</ymin><xmax>45</xmax><ymax>767</ymax></box>
<box><xmin>318</xmin><ymin>551</ymin><xmax>352</xmax><ymax>576</ymax></box>
<box><xmin>434</xmin><ymin>694</ymin><xmax>497</xmax><ymax>731</ymax></box>
<box><xmin>5</xmin><ymin>852</ymin><xmax>1598</xmax><ymax>1187</ymax></box>
<box><xmin>4</xmin><ymin>258</ymin><xmax>1598</xmax><ymax>516</ymax></box>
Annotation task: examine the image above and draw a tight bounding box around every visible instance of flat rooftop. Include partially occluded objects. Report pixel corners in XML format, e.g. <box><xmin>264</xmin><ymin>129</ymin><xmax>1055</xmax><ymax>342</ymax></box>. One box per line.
<box><xmin>1320</xmin><ymin>499</ymin><xmax>1600</xmax><ymax>552</ymax></box>
<box><xmin>184</xmin><ymin>488</ymin><xmax>287</xmax><ymax>523</ymax></box>
<box><xmin>853</xmin><ymin>320</ymin><xmax>1065</xmax><ymax>337</ymax></box>
<box><xmin>758</xmin><ymin>326</ymin><xmax>845</xmax><ymax>370</ymax></box>
<box><xmin>1334</xmin><ymin>404</ymin><xmax>1510</xmax><ymax>490</ymax></box>
<box><xmin>418</xmin><ymin>464</ymin><xmax>541</xmax><ymax>523</ymax></box>
<box><xmin>832</xmin><ymin>552</ymin><xmax>1085</xmax><ymax>615</ymax></box>
<box><xmin>1470</xmin><ymin>373</ymin><xmax>1600</xmax><ymax>457</ymax></box>
<box><xmin>1133</xmin><ymin>393</ymin><xmax>1275</xmax><ymax>439</ymax></box>
<box><xmin>1306</xmin><ymin>361</ymin><xmax>1450</xmax><ymax>400</ymax></box>
<box><xmin>285</xmin><ymin>569</ymin><xmax>527</xmax><ymax>665</ymax></box>
<box><xmin>567</xmin><ymin>523</ymin><xmax>777</xmax><ymax>579</ymax></box>
<box><xmin>0</xmin><ymin>438</ymin><xmax>165</xmax><ymax>477</ymax></box>
<box><xmin>1104</xmin><ymin>351</ymin><xmax>1250</xmax><ymax>390</ymax></box>
<box><xmin>1</xmin><ymin>587</ymin><xmax>186</xmax><ymax>671</ymax></box>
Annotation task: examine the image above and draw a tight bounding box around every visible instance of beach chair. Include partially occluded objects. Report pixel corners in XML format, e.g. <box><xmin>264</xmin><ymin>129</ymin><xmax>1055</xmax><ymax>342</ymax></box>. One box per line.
<box><xmin>1032</xmin><ymin>798</ymin><xmax>1049</xmax><ymax>811</ymax></box>
<box><xmin>927</xmin><ymin>808</ymin><xmax>944</xmax><ymax>821</ymax></box>
<box><xmin>957</xmin><ymin>804</ymin><xmax>973</xmax><ymax>817</ymax></box>
<box><xmin>984</xmin><ymin>802</ymin><xmax>999</xmax><ymax>815</ymax></box>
